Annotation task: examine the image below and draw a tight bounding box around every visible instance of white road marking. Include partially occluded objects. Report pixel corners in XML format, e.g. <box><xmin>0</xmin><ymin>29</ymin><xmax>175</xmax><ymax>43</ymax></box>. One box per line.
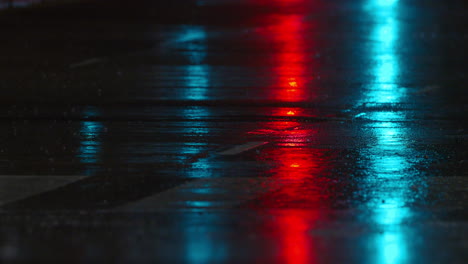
<box><xmin>445</xmin><ymin>134</ymin><xmax>468</xmax><ymax>139</ymax></box>
<box><xmin>354</xmin><ymin>112</ymin><xmax>367</xmax><ymax>118</ymax></box>
<box><xmin>218</xmin><ymin>141</ymin><xmax>268</xmax><ymax>155</ymax></box>
<box><xmin>413</xmin><ymin>85</ymin><xmax>440</xmax><ymax>94</ymax></box>
<box><xmin>69</xmin><ymin>57</ymin><xmax>105</xmax><ymax>68</ymax></box>
<box><xmin>0</xmin><ymin>175</ymin><xmax>86</xmax><ymax>206</ymax></box>
<box><xmin>113</xmin><ymin>174</ymin><xmax>468</xmax><ymax>211</ymax></box>
<box><xmin>117</xmin><ymin>177</ymin><xmax>287</xmax><ymax>211</ymax></box>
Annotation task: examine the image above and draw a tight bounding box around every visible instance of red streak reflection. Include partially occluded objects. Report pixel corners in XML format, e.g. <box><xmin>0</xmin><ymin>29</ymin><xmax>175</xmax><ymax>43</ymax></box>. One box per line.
<box><xmin>247</xmin><ymin>2</ymin><xmax>328</xmax><ymax>262</ymax></box>
<box><xmin>271</xmin><ymin>108</ymin><xmax>303</xmax><ymax>117</ymax></box>
<box><xmin>273</xmin><ymin>11</ymin><xmax>314</xmax><ymax>264</ymax></box>
<box><xmin>281</xmin><ymin>212</ymin><xmax>310</xmax><ymax>264</ymax></box>
<box><xmin>247</xmin><ymin>125</ymin><xmax>329</xmax><ymax>264</ymax></box>
<box><xmin>273</xmin><ymin>15</ymin><xmax>307</xmax><ymax>102</ymax></box>
<box><xmin>255</xmin><ymin>139</ymin><xmax>332</xmax><ymax>264</ymax></box>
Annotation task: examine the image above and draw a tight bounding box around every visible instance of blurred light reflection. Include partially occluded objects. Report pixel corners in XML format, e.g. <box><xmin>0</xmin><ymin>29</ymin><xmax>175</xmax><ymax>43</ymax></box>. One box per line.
<box><xmin>361</xmin><ymin>0</ymin><xmax>405</xmax><ymax>105</ymax></box>
<box><xmin>176</xmin><ymin>26</ymin><xmax>213</xmax><ymax>174</ymax></box>
<box><xmin>173</xmin><ymin>24</ymin><xmax>227</xmax><ymax>262</ymax></box>
<box><xmin>184</xmin><ymin>65</ymin><xmax>210</xmax><ymax>100</ymax></box>
<box><xmin>271</xmin><ymin>14</ymin><xmax>308</xmax><ymax>102</ymax></box>
<box><xmin>182</xmin><ymin>26</ymin><xmax>210</xmax><ymax>101</ymax></box>
<box><xmin>249</xmin><ymin>8</ymin><xmax>326</xmax><ymax>262</ymax></box>
<box><xmin>183</xmin><ymin>214</ymin><xmax>228</xmax><ymax>264</ymax></box>
<box><xmin>271</xmin><ymin>12</ymin><xmax>315</xmax><ymax>264</ymax></box>
<box><xmin>78</xmin><ymin>106</ymin><xmax>105</xmax><ymax>176</ymax></box>
<box><xmin>362</xmin><ymin>1</ymin><xmax>414</xmax><ymax>263</ymax></box>
<box><xmin>280</xmin><ymin>212</ymin><xmax>312</xmax><ymax>264</ymax></box>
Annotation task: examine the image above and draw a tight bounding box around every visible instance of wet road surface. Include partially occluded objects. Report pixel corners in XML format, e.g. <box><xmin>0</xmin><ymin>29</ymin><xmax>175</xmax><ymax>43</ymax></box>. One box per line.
<box><xmin>0</xmin><ymin>0</ymin><xmax>467</xmax><ymax>262</ymax></box>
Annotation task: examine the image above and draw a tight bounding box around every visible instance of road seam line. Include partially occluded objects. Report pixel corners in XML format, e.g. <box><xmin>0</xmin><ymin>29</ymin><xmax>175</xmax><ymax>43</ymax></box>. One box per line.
<box><xmin>218</xmin><ymin>141</ymin><xmax>268</xmax><ymax>155</ymax></box>
<box><xmin>69</xmin><ymin>57</ymin><xmax>105</xmax><ymax>68</ymax></box>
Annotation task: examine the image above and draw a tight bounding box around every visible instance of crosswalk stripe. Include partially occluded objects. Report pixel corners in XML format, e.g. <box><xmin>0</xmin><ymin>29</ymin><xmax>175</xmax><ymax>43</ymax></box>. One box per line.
<box><xmin>117</xmin><ymin>177</ymin><xmax>286</xmax><ymax>211</ymax></box>
<box><xmin>118</xmin><ymin>175</ymin><xmax>468</xmax><ymax>211</ymax></box>
<box><xmin>69</xmin><ymin>57</ymin><xmax>105</xmax><ymax>68</ymax></box>
<box><xmin>2</xmin><ymin>168</ymin><xmax>465</xmax><ymax>211</ymax></box>
<box><xmin>0</xmin><ymin>175</ymin><xmax>86</xmax><ymax>207</ymax></box>
<box><xmin>1</xmin><ymin>174</ymin><xmax>190</xmax><ymax>210</ymax></box>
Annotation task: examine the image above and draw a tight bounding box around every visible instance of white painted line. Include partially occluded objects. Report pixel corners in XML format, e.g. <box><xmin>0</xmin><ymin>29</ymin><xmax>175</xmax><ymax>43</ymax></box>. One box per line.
<box><xmin>414</xmin><ymin>85</ymin><xmax>440</xmax><ymax>94</ymax></box>
<box><xmin>218</xmin><ymin>141</ymin><xmax>268</xmax><ymax>156</ymax></box>
<box><xmin>113</xmin><ymin>175</ymin><xmax>468</xmax><ymax>212</ymax></box>
<box><xmin>247</xmin><ymin>125</ymin><xmax>300</xmax><ymax>135</ymax></box>
<box><xmin>69</xmin><ymin>57</ymin><xmax>105</xmax><ymax>68</ymax></box>
<box><xmin>427</xmin><ymin>176</ymin><xmax>468</xmax><ymax>190</ymax></box>
<box><xmin>354</xmin><ymin>112</ymin><xmax>367</xmax><ymax>118</ymax></box>
<box><xmin>445</xmin><ymin>134</ymin><xmax>468</xmax><ymax>139</ymax></box>
<box><xmin>0</xmin><ymin>175</ymin><xmax>86</xmax><ymax>206</ymax></box>
<box><xmin>117</xmin><ymin>177</ymin><xmax>287</xmax><ymax>211</ymax></box>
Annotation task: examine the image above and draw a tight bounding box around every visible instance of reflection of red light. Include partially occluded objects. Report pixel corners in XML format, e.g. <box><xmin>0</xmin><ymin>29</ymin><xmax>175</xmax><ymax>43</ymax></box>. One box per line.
<box><xmin>272</xmin><ymin>15</ymin><xmax>308</xmax><ymax>102</ymax></box>
<box><xmin>281</xmin><ymin>213</ymin><xmax>310</xmax><ymax>264</ymax></box>
<box><xmin>246</xmin><ymin>123</ymin><xmax>329</xmax><ymax>264</ymax></box>
<box><xmin>279</xmin><ymin>143</ymin><xmax>306</xmax><ymax>147</ymax></box>
<box><xmin>245</xmin><ymin>3</ymin><xmax>328</xmax><ymax>263</ymax></box>
<box><xmin>274</xmin><ymin>108</ymin><xmax>302</xmax><ymax>117</ymax></box>
<box><xmin>290</xmin><ymin>163</ymin><xmax>300</xmax><ymax>168</ymax></box>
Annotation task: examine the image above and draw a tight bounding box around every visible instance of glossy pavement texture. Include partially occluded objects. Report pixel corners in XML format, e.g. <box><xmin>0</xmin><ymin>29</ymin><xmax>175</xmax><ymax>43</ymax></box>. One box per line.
<box><xmin>0</xmin><ymin>0</ymin><xmax>467</xmax><ymax>262</ymax></box>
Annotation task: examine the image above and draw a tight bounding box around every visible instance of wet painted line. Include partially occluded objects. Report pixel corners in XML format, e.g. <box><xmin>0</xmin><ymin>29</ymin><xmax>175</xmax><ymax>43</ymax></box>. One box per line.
<box><xmin>218</xmin><ymin>142</ymin><xmax>268</xmax><ymax>156</ymax></box>
<box><xmin>67</xmin><ymin>29</ymin><xmax>198</xmax><ymax>70</ymax></box>
<box><xmin>445</xmin><ymin>134</ymin><xmax>468</xmax><ymax>140</ymax></box>
<box><xmin>1</xmin><ymin>174</ymin><xmax>190</xmax><ymax>210</ymax></box>
<box><xmin>0</xmin><ymin>175</ymin><xmax>86</xmax><ymax>207</ymax></box>
<box><xmin>117</xmin><ymin>177</ymin><xmax>287</xmax><ymax>211</ymax></box>
<box><xmin>354</xmin><ymin>112</ymin><xmax>367</xmax><ymax>119</ymax></box>
<box><xmin>69</xmin><ymin>57</ymin><xmax>105</xmax><ymax>68</ymax></box>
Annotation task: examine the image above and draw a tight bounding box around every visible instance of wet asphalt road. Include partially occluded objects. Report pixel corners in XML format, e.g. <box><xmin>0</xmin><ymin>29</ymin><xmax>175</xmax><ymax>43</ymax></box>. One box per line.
<box><xmin>0</xmin><ymin>0</ymin><xmax>468</xmax><ymax>262</ymax></box>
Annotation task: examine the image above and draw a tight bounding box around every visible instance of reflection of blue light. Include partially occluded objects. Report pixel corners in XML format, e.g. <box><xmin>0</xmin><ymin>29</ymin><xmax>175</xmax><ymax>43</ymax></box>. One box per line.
<box><xmin>376</xmin><ymin>54</ymin><xmax>396</xmax><ymax>84</ymax></box>
<box><xmin>362</xmin><ymin>0</ymin><xmax>404</xmax><ymax>105</ymax></box>
<box><xmin>177</xmin><ymin>26</ymin><xmax>213</xmax><ymax>175</ymax></box>
<box><xmin>183</xmin><ymin>201</ymin><xmax>214</xmax><ymax>207</ymax></box>
<box><xmin>176</xmin><ymin>26</ymin><xmax>207</xmax><ymax>49</ymax></box>
<box><xmin>180</xmin><ymin>26</ymin><xmax>210</xmax><ymax>101</ymax></box>
<box><xmin>184</xmin><ymin>214</ymin><xmax>228</xmax><ymax>264</ymax></box>
<box><xmin>79</xmin><ymin>121</ymin><xmax>104</xmax><ymax>164</ymax></box>
<box><xmin>185</xmin><ymin>65</ymin><xmax>210</xmax><ymax>100</ymax></box>
<box><xmin>374</xmin><ymin>206</ymin><xmax>410</xmax><ymax>264</ymax></box>
<box><xmin>379</xmin><ymin>232</ymin><xmax>405</xmax><ymax>264</ymax></box>
<box><xmin>176</xmin><ymin>25</ymin><xmax>228</xmax><ymax>261</ymax></box>
<box><xmin>377</xmin><ymin>20</ymin><xmax>397</xmax><ymax>48</ymax></box>
<box><xmin>377</xmin><ymin>0</ymin><xmax>398</xmax><ymax>6</ymax></box>
<box><xmin>362</xmin><ymin>1</ymin><xmax>413</xmax><ymax>264</ymax></box>
<box><xmin>176</xmin><ymin>25</ymin><xmax>227</xmax><ymax>262</ymax></box>
<box><xmin>180</xmin><ymin>107</ymin><xmax>212</xmax><ymax>174</ymax></box>
<box><xmin>78</xmin><ymin>107</ymin><xmax>105</xmax><ymax>175</ymax></box>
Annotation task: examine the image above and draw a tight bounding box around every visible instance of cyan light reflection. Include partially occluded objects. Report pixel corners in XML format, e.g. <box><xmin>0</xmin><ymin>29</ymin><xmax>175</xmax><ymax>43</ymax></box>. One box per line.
<box><xmin>78</xmin><ymin>107</ymin><xmax>105</xmax><ymax>176</ymax></box>
<box><xmin>180</xmin><ymin>107</ymin><xmax>212</xmax><ymax>173</ymax></box>
<box><xmin>184</xmin><ymin>65</ymin><xmax>210</xmax><ymax>100</ymax></box>
<box><xmin>173</xmin><ymin>24</ymin><xmax>226</xmax><ymax>262</ymax></box>
<box><xmin>362</xmin><ymin>0</ymin><xmax>405</xmax><ymax>105</ymax></box>
<box><xmin>183</xmin><ymin>214</ymin><xmax>228</xmax><ymax>264</ymax></box>
<box><xmin>181</xmin><ymin>26</ymin><xmax>210</xmax><ymax>101</ymax></box>
<box><xmin>174</xmin><ymin>25</ymin><xmax>213</xmax><ymax>174</ymax></box>
<box><xmin>79</xmin><ymin>122</ymin><xmax>103</xmax><ymax>164</ymax></box>
<box><xmin>373</xmin><ymin>205</ymin><xmax>410</xmax><ymax>264</ymax></box>
<box><xmin>367</xmin><ymin>124</ymin><xmax>410</xmax><ymax>264</ymax></box>
<box><xmin>377</xmin><ymin>0</ymin><xmax>399</xmax><ymax>7</ymax></box>
<box><xmin>363</xmin><ymin>1</ymin><xmax>413</xmax><ymax>263</ymax></box>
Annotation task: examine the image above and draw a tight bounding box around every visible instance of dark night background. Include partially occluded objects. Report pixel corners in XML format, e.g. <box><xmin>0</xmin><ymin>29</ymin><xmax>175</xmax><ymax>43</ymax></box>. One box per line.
<box><xmin>0</xmin><ymin>0</ymin><xmax>467</xmax><ymax>262</ymax></box>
